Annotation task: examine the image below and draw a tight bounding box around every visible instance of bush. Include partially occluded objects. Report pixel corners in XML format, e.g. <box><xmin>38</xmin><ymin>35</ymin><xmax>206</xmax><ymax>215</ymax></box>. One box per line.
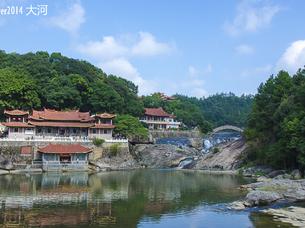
<box><xmin>212</xmin><ymin>147</ymin><xmax>220</xmax><ymax>154</ymax></box>
<box><xmin>109</xmin><ymin>143</ymin><xmax>120</xmax><ymax>157</ymax></box>
<box><xmin>92</xmin><ymin>138</ymin><xmax>105</xmax><ymax>147</ymax></box>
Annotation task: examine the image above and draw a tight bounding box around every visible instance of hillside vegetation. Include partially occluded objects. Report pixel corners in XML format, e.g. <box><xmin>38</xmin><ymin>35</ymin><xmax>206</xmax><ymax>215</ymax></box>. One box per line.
<box><xmin>245</xmin><ymin>69</ymin><xmax>305</xmax><ymax>171</ymax></box>
<box><xmin>0</xmin><ymin>51</ymin><xmax>253</xmax><ymax>133</ymax></box>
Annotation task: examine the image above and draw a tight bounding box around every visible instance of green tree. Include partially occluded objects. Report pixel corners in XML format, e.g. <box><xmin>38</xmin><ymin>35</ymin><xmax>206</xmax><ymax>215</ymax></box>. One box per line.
<box><xmin>0</xmin><ymin>67</ymin><xmax>41</xmax><ymax>111</ymax></box>
<box><xmin>114</xmin><ymin>115</ymin><xmax>148</xmax><ymax>140</ymax></box>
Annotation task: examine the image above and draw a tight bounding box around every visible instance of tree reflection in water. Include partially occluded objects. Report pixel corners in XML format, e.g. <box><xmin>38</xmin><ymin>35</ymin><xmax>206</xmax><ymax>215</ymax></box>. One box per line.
<box><xmin>0</xmin><ymin>170</ymin><xmax>255</xmax><ymax>228</ymax></box>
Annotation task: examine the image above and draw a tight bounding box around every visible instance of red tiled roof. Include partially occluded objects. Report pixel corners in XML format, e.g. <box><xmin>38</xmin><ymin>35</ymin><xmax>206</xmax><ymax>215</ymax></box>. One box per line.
<box><xmin>2</xmin><ymin>122</ymin><xmax>34</xmax><ymax>128</ymax></box>
<box><xmin>95</xmin><ymin>113</ymin><xmax>116</xmax><ymax>119</ymax></box>
<box><xmin>4</xmin><ymin>110</ymin><xmax>29</xmax><ymax>116</ymax></box>
<box><xmin>144</xmin><ymin>108</ymin><xmax>173</xmax><ymax>117</ymax></box>
<box><xmin>38</xmin><ymin>144</ymin><xmax>92</xmax><ymax>154</ymax></box>
<box><xmin>20</xmin><ymin>146</ymin><xmax>32</xmax><ymax>155</ymax></box>
<box><xmin>91</xmin><ymin>124</ymin><xmax>115</xmax><ymax>129</ymax></box>
<box><xmin>30</xmin><ymin>109</ymin><xmax>93</xmax><ymax>122</ymax></box>
<box><xmin>28</xmin><ymin>121</ymin><xmax>93</xmax><ymax>128</ymax></box>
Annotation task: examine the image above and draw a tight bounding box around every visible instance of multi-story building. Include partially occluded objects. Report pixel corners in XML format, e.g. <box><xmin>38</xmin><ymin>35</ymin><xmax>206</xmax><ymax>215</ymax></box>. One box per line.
<box><xmin>2</xmin><ymin>109</ymin><xmax>116</xmax><ymax>140</ymax></box>
<box><xmin>140</xmin><ymin>107</ymin><xmax>181</xmax><ymax>130</ymax></box>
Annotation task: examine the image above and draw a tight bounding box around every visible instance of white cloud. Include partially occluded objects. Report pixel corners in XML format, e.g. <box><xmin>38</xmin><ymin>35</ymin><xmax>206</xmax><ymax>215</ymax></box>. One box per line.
<box><xmin>49</xmin><ymin>2</ymin><xmax>85</xmax><ymax>34</ymax></box>
<box><xmin>77</xmin><ymin>32</ymin><xmax>172</xmax><ymax>95</ymax></box>
<box><xmin>100</xmin><ymin>58</ymin><xmax>156</xmax><ymax>94</ymax></box>
<box><xmin>131</xmin><ymin>32</ymin><xmax>172</xmax><ymax>56</ymax></box>
<box><xmin>276</xmin><ymin>40</ymin><xmax>305</xmax><ymax>74</ymax></box>
<box><xmin>183</xmin><ymin>65</ymin><xmax>210</xmax><ymax>97</ymax></box>
<box><xmin>235</xmin><ymin>44</ymin><xmax>254</xmax><ymax>55</ymax></box>
<box><xmin>224</xmin><ymin>0</ymin><xmax>280</xmax><ymax>36</ymax></box>
<box><xmin>241</xmin><ymin>64</ymin><xmax>273</xmax><ymax>78</ymax></box>
<box><xmin>77</xmin><ymin>36</ymin><xmax>127</xmax><ymax>60</ymax></box>
<box><xmin>188</xmin><ymin>65</ymin><xmax>199</xmax><ymax>77</ymax></box>
<box><xmin>204</xmin><ymin>64</ymin><xmax>213</xmax><ymax>74</ymax></box>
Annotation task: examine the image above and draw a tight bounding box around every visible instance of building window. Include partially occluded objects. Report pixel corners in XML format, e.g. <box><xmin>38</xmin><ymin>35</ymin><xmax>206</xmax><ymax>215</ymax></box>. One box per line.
<box><xmin>37</xmin><ymin>128</ymin><xmax>42</xmax><ymax>133</ymax></box>
<box><xmin>73</xmin><ymin>129</ymin><xmax>77</xmax><ymax>134</ymax></box>
<box><xmin>47</xmin><ymin>128</ymin><xmax>51</xmax><ymax>133</ymax></box>
<box><xmin>93</xmin><ymin>129</ymin><xmax>96</xmax><ymax>134</ymax></box>
<box><xmin>103</xmin><ymin>129</ymin><xmax>108</xmax><ymax>134</ymax></box>
<box><xmin>14</xmin><ymin>128</ymin><xmax>18</xmax><ymax>132</ymax></box>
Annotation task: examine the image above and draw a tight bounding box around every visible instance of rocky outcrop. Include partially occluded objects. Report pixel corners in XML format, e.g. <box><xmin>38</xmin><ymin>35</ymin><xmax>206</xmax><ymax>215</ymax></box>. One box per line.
<box><xmin>262</xmin><ymin>206</ymin><xmax>305</xmax><ymax>227</ymax></box>
<box><xmin>245</xmin><ymin>190</ymin><xmax>282</xmax><ymax>206</ymax></box>
<box><xmin>194</xmin><ymin>139</ymin><xmax>247</xmax><ymax>170</ymax></box>
<box><xmin>132</xmin><ymin>144</ymin><xmax>199</xmax><ymax>168</ymax></box>
<box><xmin>93</xmin><ymin>143</ymin><xmax>139</xmax><ymax>170</ymax></box>
<box><xmin>0</xmin><ymin>147</ymin><xmax>32</xmax><ymax>170</ymax></box>
<box><xmin>231</xmin><ymin>179</ymin><xmax>305</xmax><ymax>209</ymax></box>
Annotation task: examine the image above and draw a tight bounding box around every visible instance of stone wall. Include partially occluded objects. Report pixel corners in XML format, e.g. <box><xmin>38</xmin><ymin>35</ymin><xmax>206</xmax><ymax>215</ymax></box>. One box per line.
<box><xmin>0</xmin><ymin>140</ymin><xmax>130</xmax><ymax>170</ymax></box>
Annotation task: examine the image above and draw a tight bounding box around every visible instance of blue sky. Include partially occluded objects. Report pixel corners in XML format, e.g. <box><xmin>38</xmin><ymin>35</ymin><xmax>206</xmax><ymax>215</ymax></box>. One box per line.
<box><xmin>1</xmin><ymin>0</ymin><xmax>305</xmax><ymax>97</ymax></box>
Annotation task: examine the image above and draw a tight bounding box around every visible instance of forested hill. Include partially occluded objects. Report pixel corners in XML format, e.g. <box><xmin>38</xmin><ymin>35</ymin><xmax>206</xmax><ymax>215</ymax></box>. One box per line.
<box><xmin>0</xmin><ymin>51</ymin><xmax>253</xmax><ymax>131</ymax></box>
<box><xmin>0</xmin><ymin>50</ymin><xmax>144</xmax><ymax>116</ymax></box>
<box><xmin>143</xmin><ymin>93</ymin><xmax>253</xmax><ymax>131</ymax></box>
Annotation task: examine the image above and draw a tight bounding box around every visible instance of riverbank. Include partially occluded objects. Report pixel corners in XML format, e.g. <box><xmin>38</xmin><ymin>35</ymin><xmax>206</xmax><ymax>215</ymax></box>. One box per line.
<box><xmin>229</xmin><ymin>175</ymin><xmax>305</xmax><ymax>227</ymax></box>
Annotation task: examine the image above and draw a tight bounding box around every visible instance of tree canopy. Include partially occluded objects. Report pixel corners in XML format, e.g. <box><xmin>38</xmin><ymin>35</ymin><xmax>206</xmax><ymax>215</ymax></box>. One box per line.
<box><xmin>0</xmin><ymin>50</ymin><xmax>253</xmax><ymax>132</ymax></box>
<box><xmin>114</xmin><ymin>115</ymin><xmax>149</xmax><ymax>141</ymax></box>
<box><xmin>245</xmin><ymin>69</ymin><xmax>305</xmax><ymax>171</ymax></box>
<box><xmin>0</xmin><ymin>50</ymin><xmax>144</xmax><ymax>116</ymax></box>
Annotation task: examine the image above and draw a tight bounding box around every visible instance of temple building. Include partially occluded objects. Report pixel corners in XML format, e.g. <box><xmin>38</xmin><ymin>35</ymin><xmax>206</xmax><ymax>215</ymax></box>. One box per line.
<box><xmin>2</xmin><ymin>109</ymin><xmax>116</xmax><ymax>140</ymax></box>
<box><xmin>38</xmin><ymin>144</ymin><xmax>92</xmax><ymax>171</ymax></box>
<box><xmin>140</xmin><ymin>108</ymin><xmax>181</xmax><ymax>130</ymax></box>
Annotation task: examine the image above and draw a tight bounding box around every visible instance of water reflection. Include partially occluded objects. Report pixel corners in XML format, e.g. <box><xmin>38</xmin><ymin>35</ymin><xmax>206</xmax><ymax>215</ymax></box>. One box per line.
<box><xmin>0</xmin><ymin>170</ymin><xmax>260</xmax><ymax>227</ymax></box>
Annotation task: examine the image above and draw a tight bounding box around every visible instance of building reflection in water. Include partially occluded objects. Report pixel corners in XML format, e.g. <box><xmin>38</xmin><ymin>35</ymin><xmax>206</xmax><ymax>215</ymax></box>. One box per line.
<box><xmin>0</xmin><ymin>170</ymin><xmax>250</xmax><ymax>227</ymax></box>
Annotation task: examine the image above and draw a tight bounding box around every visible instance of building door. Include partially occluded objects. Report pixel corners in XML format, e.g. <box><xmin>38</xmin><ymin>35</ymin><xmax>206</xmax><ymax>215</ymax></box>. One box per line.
<box><xmin>60</xmin><ymin>154</ymin><xmax>71</xmax><ymax>163</ymax></box>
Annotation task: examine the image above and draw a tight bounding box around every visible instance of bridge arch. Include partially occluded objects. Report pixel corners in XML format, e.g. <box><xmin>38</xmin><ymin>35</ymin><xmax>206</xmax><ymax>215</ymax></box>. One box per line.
<box><xmin>211</xmin><ymin>125</ymin><xmax>243</xmax><ymax>134</ymax></box>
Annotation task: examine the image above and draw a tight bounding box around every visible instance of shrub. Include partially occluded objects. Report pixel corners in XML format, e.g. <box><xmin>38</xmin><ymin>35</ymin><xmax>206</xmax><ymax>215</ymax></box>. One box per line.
<box><xmin>109</xmin><ymin>143</ymin><xmax>120</xmax><ymax>157</ymax></box>
<box><xmin>92</xmin><ymin>138</ymin><xmax>105</xmax><ymax>147</ymax></box>
<box><xmin>212</xmin><ymin>147</ymin><xmax>220</xmax><ymax>154</ymax></box>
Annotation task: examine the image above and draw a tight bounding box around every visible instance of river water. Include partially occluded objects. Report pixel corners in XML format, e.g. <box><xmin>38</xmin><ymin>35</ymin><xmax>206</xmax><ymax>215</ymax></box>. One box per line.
<box><xmin>0</xmin><ymin>170</ymin><xmax>291</xmax><ymax>227</ymax></box>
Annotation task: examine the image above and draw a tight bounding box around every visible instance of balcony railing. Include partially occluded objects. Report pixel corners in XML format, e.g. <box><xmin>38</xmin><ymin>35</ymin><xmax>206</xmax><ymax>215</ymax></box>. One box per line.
<box><xmin>0</xmin><ymin>136</ymin><xmax>128</xmax><ymax>143</ymax></box>
<box><xmin>140</xmin><ymin>119</ymin><xmax>181</xmax><ymax>125</ymax></box>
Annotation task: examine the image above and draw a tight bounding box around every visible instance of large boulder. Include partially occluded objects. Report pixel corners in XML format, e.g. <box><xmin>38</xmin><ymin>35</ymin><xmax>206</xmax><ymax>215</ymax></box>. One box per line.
<box><xmin>245</xmin><ymin>190</ymin><xmax>282</xmax><ymax>206</ymax></box>
<box><xmin>133</xmin><ymin>144</ymin><xmax>199</xmax><ymax>168</ymax></box>
<box><xmin>195</xmin><ymin>139</ymin><xmax>248</xmax><ymax>170</ymax></box>
<box><xmin>291</xmin><ymin>169</ymin><xmax>302</xmax><ymax>180</ymax></box>
<box><xmin>267</xmin><ymin>170</ymin><xmax>286</xmax><ymax>178</ymax></box>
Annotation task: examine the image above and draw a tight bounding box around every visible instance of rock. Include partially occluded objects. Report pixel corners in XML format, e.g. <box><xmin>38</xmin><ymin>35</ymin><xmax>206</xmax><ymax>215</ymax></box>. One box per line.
<box><xmin>291</xmin><ymin>169</ymin><xmax>302</xmax><ymax>180</ymax></box>
<box><xmin>267</xmin><ymin>170</ymin><xmax>286</xmax><ymax>178</ymax></box>
<box><xmin>241</xmin><ymin>165</ymin><xmax>273</xmax><ymax>177</ymax></box>
<box><xmin>0</xmin><ymin>169</ymin><xmax>9</xmax><ymax>175</ymax></box>
<box><xmin>228</xmin><ymin>201</ymin><xmax>246</xmax><ymax>210</ymax></box>
<box><xmin>245</xmin><ymin>190</ymin><xmax>282</xmax><ymax>206</ymax></box>
<box><xmin>274</xmin><ymin>173</ymin><xmax>292</xmax><ymax>180</ymax></box>
<box><xmin>283</xmin><ymin>189</ymin><xmax>305</xmax><ymax>201</ymax></box>
<box><xmin>195</xmin><ymin>139</ymin><xmax>248</xmax><ymax>170</ymax></box>
<box><xmin>263</xmin><ymin>206</ymin><xmax>305</xmax><ymax>227</ymax></box>
<box><xmin>241</xmin><ymin>179</ymin><xmax>305</xmax><ymax>207</ymax></box>
<box><xmin>256</xmin><ymin>176</ymin><xmax>271</xmax><ymax>182</ymax></box>
<box><xmin>133</xmin><ymin>144</ymin><xmax>199</xmax><ymax>169</ymax></box>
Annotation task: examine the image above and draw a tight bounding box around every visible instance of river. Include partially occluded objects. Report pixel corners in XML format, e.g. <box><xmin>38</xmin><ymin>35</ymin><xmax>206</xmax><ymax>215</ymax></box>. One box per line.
<box><xmin>0</xmin><ymin>170</ymin><xmax>292</xmax><ymax>227</ymax></box>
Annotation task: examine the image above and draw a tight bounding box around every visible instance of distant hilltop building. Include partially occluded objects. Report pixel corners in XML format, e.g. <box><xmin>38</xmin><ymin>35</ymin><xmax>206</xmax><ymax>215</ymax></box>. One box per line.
<box><xmin>2</xmin><ymin>108</ymin><xmax>115</xmax><ymax>140</ymax></box>
<box><xmin>140</xmin><ymin>107</ymin><xmax>181</xmax><ymax>130</ymax></box>
<box><xmin>156</xmin><ymin>92</ymin><xmax>175</xmax><ymax>101</ymax></box>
